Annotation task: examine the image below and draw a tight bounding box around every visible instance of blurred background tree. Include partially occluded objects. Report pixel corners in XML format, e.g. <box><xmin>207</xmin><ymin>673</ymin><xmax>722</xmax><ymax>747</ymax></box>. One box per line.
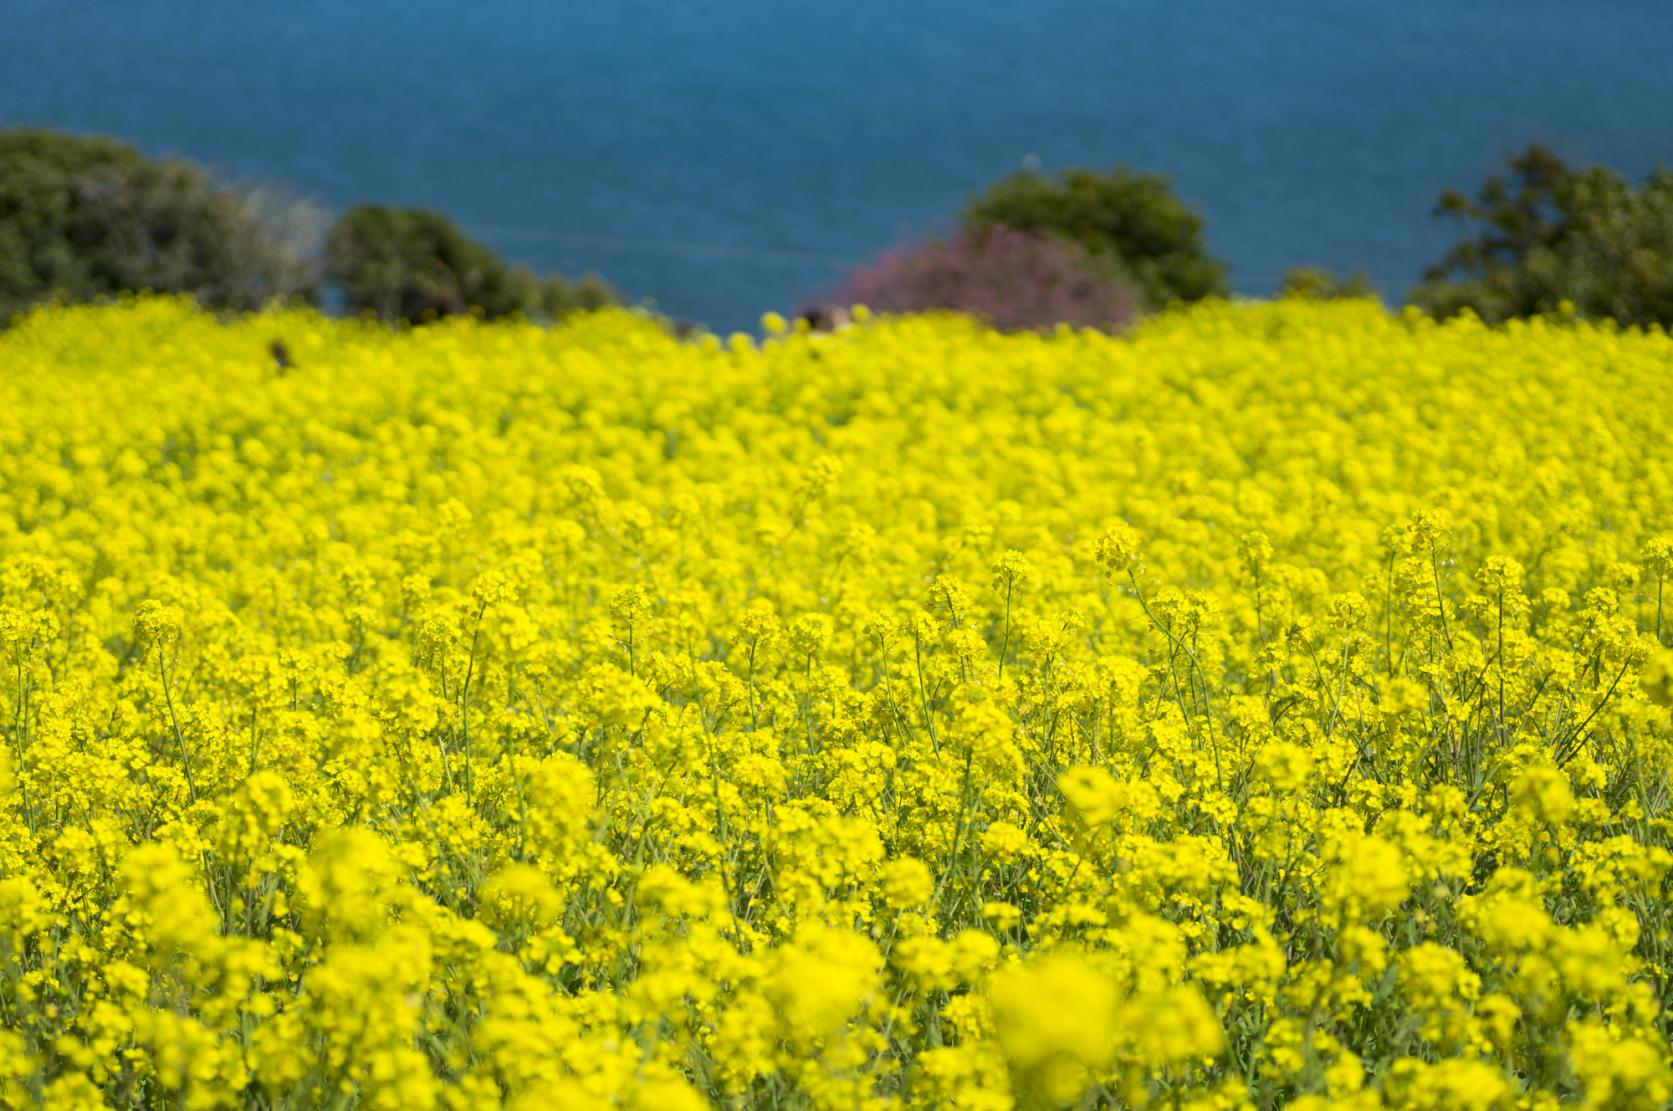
<box><xmin>0</xmin><ymin>127</ymin><xmax>322</xmax><ymax>324</ymax></box>
<box><xmin>1280</xmin><ymin>266</ymin><xmax>1378</xmax><ymax>301</ymax></box>
<box><xmin>538</xmin><ymin>270</ymin><xmax>619</xmax><ymax>321</ymax></box>
<box><xmin>19</xmin><ymin>125</ymin><xmax>1672</xmax><ymax>337</ymax></box>
<box><xmin>325</xmin><ymin>204</ymin><xmax>617</xmax><ymax>325</ymax></box>
<box><xmin>811</xmin><ymin>224</ymin><xmax>1138</xmax><ymax>334</ymax></box>
<box><xmin>0</xmin><ymin>127</ymin><xmax>620</xmax><ymax>330</ymax></box>
<box><xmin>962</xmin><ymin>165</ymin><xmax>1229</xmax><ymax>311</ymax></box>
<box><xmin>1411</xmin><ymin>143</ymin><xmax>1673</xmax><ymax>327</ymax></box>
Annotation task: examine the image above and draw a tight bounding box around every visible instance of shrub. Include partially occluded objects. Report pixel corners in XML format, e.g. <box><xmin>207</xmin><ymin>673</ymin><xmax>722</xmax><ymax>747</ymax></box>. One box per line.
<box><xmin>0</xmin><ymin>127</ymin><xmax>321</xmax><ymax>324</ymax></box>
<box><xmin>539</xmin><ymin>271</ymin><xmax>619</xmax><ymax>320</ymax></box>
<box><xmin>325</xmin><ymin>205</ymin><xmax>617</xmax><ymax>325</ymax></box>
<box><xmin>813</xmin><ymin>224</ymin><xmax>1138</xmax><ymax>333</ymax></box>
<box><xmin>963</xmin><ymin>166</ymin><xmax>1229</xmax><ymax>310</ymax></box>
<box><xmin>1410</xmin><ymin>143</ymin><xmax>1673</xmax><ymax>327</ymax></box>
<box><xmin>1280</xmin><ymin>266</ymin><xmax>1378</xmax><ymax>301</ymax></box>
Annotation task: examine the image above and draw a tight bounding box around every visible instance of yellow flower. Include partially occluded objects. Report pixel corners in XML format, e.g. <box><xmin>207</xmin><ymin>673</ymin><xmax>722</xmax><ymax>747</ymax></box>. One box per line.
<box><xmin>765</xmin><ymin>924</ymin><xmax>882</xmax><ymax>1048</ymax></box>
<box><xmin>1324</xmin><ymin>830</ymin><xmax>1410</xmax><ymax>922</ymax></box>
<box><xmin>986</xmin><ymin>950</ymin><xmax>1124</xmax><ymax>1104</ymax></box>
<box><xmin>1511</xmin><ymin>761</ymin><xmax>1574</xmax><ymax>825</ymax></box>
<box><xmin>878</xmin><ymin>856</ymin><xmax>934</xmax><ymax>911</ymax></box>
<box><xmin>1253</xmin><ymin>740</ymin><xmax>1314</xmax><ymax>794</ymax></box>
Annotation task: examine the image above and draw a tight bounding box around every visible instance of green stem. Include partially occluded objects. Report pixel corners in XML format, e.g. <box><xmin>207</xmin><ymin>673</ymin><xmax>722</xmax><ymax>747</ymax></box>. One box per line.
<box><xmin>913</xmin><ymin>627</ymin><xmax>939</xmax><ymax>754</ymax></box>
<box><xmin>1430</xmin><ymin>544</ymin><xmax>1453</xmax><ymax>651</ymax></box>
<box><xmin>459</xmin><ymin>603</ymin><xmax>487</xmax><ymax>805</ymax></box>
<box><xmin>997</xmin><ymin>584</ymin><xmax>1014</xmax><ymax>680</ymax></box>
<box><xmin>160</xmin><ymin>652</ymin><xmax>197</xmax><ymax>806</ymax></box>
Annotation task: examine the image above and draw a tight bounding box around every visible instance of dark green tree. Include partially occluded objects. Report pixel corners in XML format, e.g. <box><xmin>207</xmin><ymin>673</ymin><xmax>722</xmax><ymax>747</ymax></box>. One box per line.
<box><xmin>0</xmin><ymin>127</ymin><xmax>320</xmax><ymax>324</ymax></box>
<box><xmin>1411</xmin><ymin>144</ymin><xmax>1673</xmax><ymax>328</ymax></box>
<box><xmin>963</xmin><ymin>166</ymin><xmax>1229</xmax><ymax>311</ymax></box>
<box><xmin>325</xmin><ymin>205</ymin><xmax>617</xmax><ymax>325</ymax></box>
<box><xmin>1280</xmin><ymin>266</ymin><xmax>1378</xmax><ymax>301</ymax></box>
<box><xmin>538</xmin><ymin>271</ymin><xmax>618</xmax><ymax>320</ymax></box>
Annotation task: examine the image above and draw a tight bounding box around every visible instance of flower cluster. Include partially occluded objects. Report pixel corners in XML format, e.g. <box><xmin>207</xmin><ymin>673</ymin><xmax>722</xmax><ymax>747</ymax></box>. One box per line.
<box><xmin>1</xmin><ymin>296</ymin><xmax>1671</xmax><ymax>1108</ymax></box>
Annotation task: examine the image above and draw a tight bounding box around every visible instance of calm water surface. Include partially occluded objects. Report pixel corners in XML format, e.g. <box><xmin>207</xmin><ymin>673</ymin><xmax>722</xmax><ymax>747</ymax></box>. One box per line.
<box><xmin>5</xmin><ymin>1</ymin><xmax>1671</xmax><ymax>331</ymax></box>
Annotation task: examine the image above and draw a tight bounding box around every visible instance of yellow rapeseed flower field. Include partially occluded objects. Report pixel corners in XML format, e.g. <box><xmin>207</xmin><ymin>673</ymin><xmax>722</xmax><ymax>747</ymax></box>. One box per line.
<box><xmin>2</xmin><ymin>296</ymin><xmax>1672</xmax><ymax>1109</ymax></box>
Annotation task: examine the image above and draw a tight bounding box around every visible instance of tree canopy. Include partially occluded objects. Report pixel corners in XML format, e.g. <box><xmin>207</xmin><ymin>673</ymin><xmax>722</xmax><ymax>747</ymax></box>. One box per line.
<box><xmin>963</xmin><ymin>166</ymin><xmax>1229</xmax><ymax>311</ymax></box>
<box><xmin>0</xmin><ymin>127</ymin><xmax>319</xmax><ymax>324</ymax></box>
<box><xmin>1412</xmin><ymin>143</ymin><xmax>1673</xmax><ymax>328</ymax></box>
<box><xmin>325</xmin><ymin>205</ymin><xmax>617</xmax><ymax>326</ymax></box>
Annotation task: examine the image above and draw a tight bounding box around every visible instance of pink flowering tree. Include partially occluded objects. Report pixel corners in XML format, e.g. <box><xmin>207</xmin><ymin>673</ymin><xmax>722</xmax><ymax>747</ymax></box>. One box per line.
<box><xmin>810</xmin><ymin>224</ymin><xmax>1139</xmax><ymax>334</ymax></box>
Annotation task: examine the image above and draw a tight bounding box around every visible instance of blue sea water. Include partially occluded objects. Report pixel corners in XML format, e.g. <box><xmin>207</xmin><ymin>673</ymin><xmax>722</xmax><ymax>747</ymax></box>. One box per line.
<box><xmin>4</xmin><ymin>1</ymin><xmax>1671</xmax><ymax>332</ymax></box>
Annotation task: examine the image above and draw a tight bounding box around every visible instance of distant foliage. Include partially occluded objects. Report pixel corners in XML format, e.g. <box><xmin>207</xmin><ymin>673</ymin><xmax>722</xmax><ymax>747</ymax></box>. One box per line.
<box><xmin>816</xmin><ymin>225</ymin><xmax>1138</xmax><ymax>334</ymax></box>
<box><xmin>539</xmin><ymin>271</ymin><xmax>619</xmax><ymax>321</ymax></box>
<box><xmin>325</xmin><ymin>205</ymin><xmax>617</xmax><ymax>326</ymax></box>
<box><xmin>223</xmin><ymin>180</ymin><xmax>333</xmax><ymax>303</ymax></box>
<box><xmin>1411</xmin><ymin>143</ymin><xmax>1673</xmax><ymax>328</ymax></box>
<box><xmin>1280</xmin><ymin>266</ymin><xmax>1378</xmax><ymax>301</ymax></box>
<box><xmin>0</xmin><ymin>127</ymin><xmax>321</xmax><ymax>324</ymax></box>
<box><xmin>963</xmin><ymin>166</ymin><xmax>1229</xmax><ymax>311</ymax></box>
